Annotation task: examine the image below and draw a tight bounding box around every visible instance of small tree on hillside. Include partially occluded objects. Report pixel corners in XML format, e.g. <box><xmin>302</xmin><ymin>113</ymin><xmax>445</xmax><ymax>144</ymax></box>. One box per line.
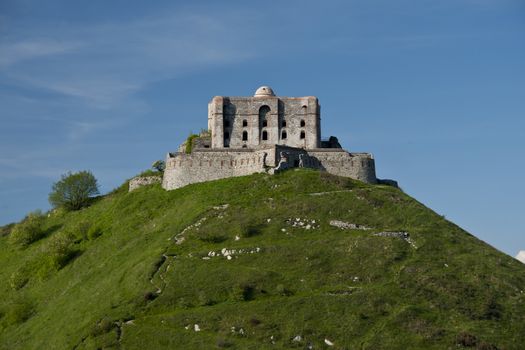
<box><xmin>151</xmin><ymin>160</ymin><xmax>165</xmax><ymax>173</ymax></box>
<box><xmin>49</xmin><ymin>171</ymin><xmax>99</xmax><ymax>211</ymax></box>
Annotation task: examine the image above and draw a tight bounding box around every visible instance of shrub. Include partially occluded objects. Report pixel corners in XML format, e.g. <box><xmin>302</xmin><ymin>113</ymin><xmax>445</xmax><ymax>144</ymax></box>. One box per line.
<box><xmin>151</xmin><ymin>160</ymin><xmax>165</xmax><ymax>172</ymax></box>
<box><xmin>90</xmin><ymin>317</ymin><xmax>115</xmax><ymax>337</ymax></box>
<box><xmin>185</xmin><ymin>133</ymin><xmax>199</xmax><ymax>154</ymax></box>
<box><xmin>87</xmin><ymin>225</ymin><xmax>102</xmax><ymax>240</ymax></box>
<box><xmin>70</xmin><ymin>220</ymin><xmax>92</xmax><ymax>241</ymax></box>
<box><xmin>44</xmin><ymin>232</ymin><xmax>77</xmax><ymax>270</ymax></box>
<box><xmin>4</xmin><ymin>300</ymin><xmax>34</xmax><ymax>325</ymax></box>
<box><xmin>9</xmin><ymin>269</ymin><xmax>29</xmax><ymax>290</ymax></box>
<box><xmin>49</xmin><ymin>171</ymin><xmax>99</xmax><ymax>211</ymax></box>
<box><xmin>456</xmin><ymin>331</ymin><xmax>478</xmax><ymax>347</ymax></box>
<box><xmin>0</xmin><ymin>223</ymin><xmax>15</xmax><ymax>237</ymax></box>
<box><xmin>8</xmin><ymin>211</ymin><xmax>45</xmax><ymax>248</ymax></box>
<box><xmin>241</xmin><ymin>224</ymin><xmax>262</xmax><ymax>238</ymax></box>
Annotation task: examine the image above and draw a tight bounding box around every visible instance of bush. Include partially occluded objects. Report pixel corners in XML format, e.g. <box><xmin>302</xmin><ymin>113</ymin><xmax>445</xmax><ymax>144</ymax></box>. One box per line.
<box><xmin>90</xmin><ymin>317</ymin><xmax>115</xmax><ymax>337</ymax></box>
<box><xmin>49</xmin><ymin>171</ymin><xmax>99</xmax><ymax>211</ymax></box>
<box><xmin>151</xmin><ymin>160</ymin><xmax>165</xmax><ymax>172</ymax></box>
<box><xmin>44</xmin><ymin>232</ymin><xmax>77</xmax><ymax>270</ymax></box>
<box><xmin>87</xmin><ymin>225</ymin><xmax>103</xmax><ymax>240</ymax></box>
<box><xmin>8</xmin><ymin>211</ymin><xmax>45</xmax><ymax>248</ymax></box>
<box><xmin>4</xmin><ymin>300</ymin><xmax>34</xmax><ymax>325</ymax></box>
<box><xmin>70</xmin><ymin>220</ymin><xmax>92</xmax><ymax>241</ymax></box>
<box><xmin>185</xmin><ymin>133</ymin><xmax>199</xmax><ymax>154</ymax></box>
<box><xmin>0</xmin><ymin>223</ymin><xmax>15</xmax><ymax>237</ymax></box>
<box><xmin>9</xmin><ymin>269</ymin><xmax>29</xmax><ymax>290</ymax></box>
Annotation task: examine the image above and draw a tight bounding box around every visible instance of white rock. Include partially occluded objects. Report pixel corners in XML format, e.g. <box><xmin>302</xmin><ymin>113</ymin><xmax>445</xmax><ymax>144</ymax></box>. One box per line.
<box><xmin>267</xmin><ymin>218</ymin><xmax>271</xmax><ymax>222</ymax></box>
<box><xmin>194</xmin><ymin>324</ymin><xmax>200</xmax><ymax>332</ymax></box>
<box><xmin>516</xmin><ymin>251</ymin><xmax>525</xmax><ymax>264</ymax></box>
<box><xmin>239</xmin><ymin>328</ymin><xmax>245</xmax><ymax>335</ymax></box>
<box><xmin>293</xmin><ymin>335</ymin><xmax>302</xmax><ymax>342</ymax></box>
<box><xmin>281</xmin><ymin>228</ymin><xmax>286</xmax><ymax>232</ymax></box>
<box><xmin>306</xmin><ymin>224</ymin><xmax>311</xmax><ymax>230</ymax></box>
<box><xmin>235</xmin><ymin>235</ymin><xmax>240</xmax><ymax>241</ymax></box>
<box><xmin>185</xmin><ymin>325</ymin><xmax>190</xmax><ymax>330</ymax></box>
<box><xmin>227</xmin><ymin>255</ymin><xmax>232</xmax><ymax>260</ymax></box>
<box><xmin>324</xmin><ymin>338</ymin><xmax>334</xmax><ymax>346</ymax></box>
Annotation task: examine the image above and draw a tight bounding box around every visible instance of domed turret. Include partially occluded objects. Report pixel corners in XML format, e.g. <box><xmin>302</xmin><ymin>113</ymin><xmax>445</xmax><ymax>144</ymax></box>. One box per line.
<box><xmin>254</xmin><ymin>86</ymin><xmax>275</xmax><ymax>97</ymax></box>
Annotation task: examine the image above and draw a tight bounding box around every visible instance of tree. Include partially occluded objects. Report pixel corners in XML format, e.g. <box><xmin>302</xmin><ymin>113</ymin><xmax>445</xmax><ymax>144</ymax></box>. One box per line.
<box><xmin>49</xmin><ymin>171</ymin><xmax>99</xmax><ymax>211</ymax></box>
<box><xmin>151</xmin><ymin>160</ymin><xmax>165</xmax><ymax>173</ymax></box>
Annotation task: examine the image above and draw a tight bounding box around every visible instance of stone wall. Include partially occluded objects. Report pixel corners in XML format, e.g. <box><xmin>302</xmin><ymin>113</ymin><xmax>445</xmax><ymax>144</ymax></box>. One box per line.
<box><xmin>307</xmin><ymin>150</ymin><xmax>377</xmax><ymax>184</ymax></box>
<box><xmin>162</xmin><ymin>148</ymin><xmax>275</xmax><ymax>190</ymax></box>
<box><xmin>129</xmin><ymin>176</ymin><xmax>162</xmax><ymax>192</ymax></box>
<box><xmin>162</xmin><ymin>146</ymin><xmax>377</xmax><ymax>190</ymax></box>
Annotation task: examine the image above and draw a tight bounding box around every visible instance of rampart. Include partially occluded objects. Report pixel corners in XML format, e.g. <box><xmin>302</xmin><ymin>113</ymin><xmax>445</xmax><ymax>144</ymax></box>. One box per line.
<box><xmin>162</xmin><ymin>145</ymin><xmax>376</xmax><ymax>190</ymax></box>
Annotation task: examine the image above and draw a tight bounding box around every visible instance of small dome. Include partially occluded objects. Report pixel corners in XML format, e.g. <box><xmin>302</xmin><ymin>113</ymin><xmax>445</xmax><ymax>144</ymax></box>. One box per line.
<box><xmin>254</xmin><ymin>86</ymin><xmax>275</xmax><ymax>97</ymax></box>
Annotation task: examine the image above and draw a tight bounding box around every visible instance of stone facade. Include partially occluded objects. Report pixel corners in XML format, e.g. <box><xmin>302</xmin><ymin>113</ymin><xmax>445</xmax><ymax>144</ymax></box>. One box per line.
<box><xmin>129</xmin><ymin>176</ymin><xmax>162</xmax><ymax>192</ymax></box>
<box><xmin>162</xmin><ymin>86</ymin><xmax>379</xmax><ymax>191</ymax></box>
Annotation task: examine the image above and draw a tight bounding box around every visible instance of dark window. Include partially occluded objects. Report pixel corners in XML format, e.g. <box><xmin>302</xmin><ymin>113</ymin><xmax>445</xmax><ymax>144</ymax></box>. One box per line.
<box><xmin>242</xmin><ymin>119</ymin><xmax>248</xmax><ymax>127</ymax></box>
<box><xmin>262</xmin><ymin>130</ymin><xmax>268</xmax><ymax>140</ymax></box>
<box><xmin>242</xmin><ymin>131</ymin><xmax>248</xmax><ymax>141</ymax></box>
<box><xmin>300</xmin><ymin>131</ymin><xmax>305</xmax><ymax>139</ymax></box>
<box><xmin>259</xmin><ymin>106</ymin><xmax>270</xmax><ymax>128</ymax></box>
<box><xmin>224</xmin><ymin>131</ymin><xmax>230</xmax><ymax>139</ymax></box>
<box><xmin>282</xmin><ymin>120</ymin><xmax>287</xmax><ymax>127</ymax></box>
<box><xmin>224</xmin><ymin>120</ymin><xmax>230</xmax><ymax>127</ymax></box>
<box><xmin>300</xmin><ymin>120</ymin><xmax>306</xmax><ymax>127</ymax></box>
<box><xmin>281</xmin><ymin>131</ymin><xmax>287</xmax><ymax>139</ymax></box>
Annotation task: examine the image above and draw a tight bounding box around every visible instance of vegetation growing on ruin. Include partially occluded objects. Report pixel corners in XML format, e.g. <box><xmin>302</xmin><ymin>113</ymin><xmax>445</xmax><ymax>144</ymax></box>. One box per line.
<box><xmin>0</xmin><ymin>169</ymin><xmax>524</xmax><ymax>349</ymax></box>
<box><xmin>185</xmin><ymin>133</ymin><xmax>200</xmax><ymax>154</ymax></box>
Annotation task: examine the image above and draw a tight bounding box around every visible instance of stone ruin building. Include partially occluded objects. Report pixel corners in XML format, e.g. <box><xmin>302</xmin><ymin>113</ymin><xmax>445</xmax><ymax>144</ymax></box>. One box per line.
<box><xmin>160</xmin><ymin>86</ymin><xmax>380</xmax><ymax>191</ymax></box>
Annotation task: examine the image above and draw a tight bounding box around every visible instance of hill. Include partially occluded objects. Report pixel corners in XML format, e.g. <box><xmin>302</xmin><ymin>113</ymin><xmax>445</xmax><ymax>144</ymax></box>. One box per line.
<box><xmin>0</xmin><ymin>170</ymin><xmax>524</xmax><ymax>349</ymax></box>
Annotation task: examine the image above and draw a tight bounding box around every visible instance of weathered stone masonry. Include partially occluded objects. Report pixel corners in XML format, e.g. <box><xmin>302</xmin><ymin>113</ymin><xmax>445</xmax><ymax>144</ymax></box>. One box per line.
<box><xmin>160</xmin><ymin>86</ymin><xmax>379</xmax><ymax>191</ymax></box>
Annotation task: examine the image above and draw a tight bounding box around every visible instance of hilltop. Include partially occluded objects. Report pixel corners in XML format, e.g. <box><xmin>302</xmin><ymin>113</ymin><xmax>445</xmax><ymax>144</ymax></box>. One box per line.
<box><xmin>0</xmin><ymin>170</ymin><xmax>524</xmax><ymax>349</ymax></box>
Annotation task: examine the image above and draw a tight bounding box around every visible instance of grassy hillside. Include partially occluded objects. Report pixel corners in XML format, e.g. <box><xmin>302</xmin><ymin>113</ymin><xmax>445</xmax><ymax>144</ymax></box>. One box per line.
<box><xmin>0</xmin><ymin>170</ymin><xmax>524</xmax><ymax>349</ymax></box>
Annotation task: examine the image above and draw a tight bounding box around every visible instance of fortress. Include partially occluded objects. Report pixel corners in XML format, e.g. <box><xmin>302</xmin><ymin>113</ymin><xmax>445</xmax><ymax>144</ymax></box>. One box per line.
<box><xmin>159</xmin><ymin>86</ymin><xmax>381</xmax><ymax>191</ymax></box>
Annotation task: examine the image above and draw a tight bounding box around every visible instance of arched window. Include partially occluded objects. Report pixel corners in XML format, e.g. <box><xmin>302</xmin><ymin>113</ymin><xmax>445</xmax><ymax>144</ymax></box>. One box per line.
<box><xmin>224</xmin><ymin>119</ymin><xmax>230</xmax><ymax>128</ymax></box>
<box><xmin>242</xmin><ymin>131</ymin><xmax>248</xmax><ymax>141</ymax></box>
<box><xmin>262</xmin><ymin>130</ymin><xmax>268</xmax><ymax>141</ymax></box>
<box><xmin>224</xmin><ymin>131</ymin><xmax>230</xmax><ymax>139</ymax></box>
<box><xmin>242</xmin><ymin>119</ymin><xmax>248</xmax><ymax>127</ymax></box>
<box><xmin>300</xmin><ymin>119</ymin><xmax>306</xmax><ymax>127</ymax></box>
<box><xmin>281</xmin><ymin>130</ymin><xmax>287</xmax><ymax>139</ymax></box>
<box><xmin>300</xmin><ymin>131</ymin><xmax>305</xmax><ymax>139</ymax></box>
<box><xmin>302</xmin><ymin>105</ymin><xmax>307</xmax><ymax>114</ymax></box>
<box><xmin>282</xmin><ymin>120</ymin><xmax>287</xmax><ymax>128</ymax></box>
<box><xmin>259</xmin><ymin>106</ymin><xmax>270</xmax><ymax>128</ymax></box>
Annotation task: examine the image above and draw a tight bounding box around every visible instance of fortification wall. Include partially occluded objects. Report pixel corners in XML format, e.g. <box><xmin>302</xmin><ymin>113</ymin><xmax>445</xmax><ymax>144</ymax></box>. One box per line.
<box><xmin>307</xmin><ymin>150</ymin><xmax>377</xmax><ymax>184</ymax></box>
<box><xmin>163</xmin><ymin>146</ymin><xmax>376</xmax><ymax>190</ymax></box>
<box><xmin>162</xmin><ymin>148</ymin><xmax>274</xmax><ymax>190</ymax></box>
<box><xmin>129</xmin><ymin>176</ymin><xmax>162</xmax><ymax>192</ymax></box>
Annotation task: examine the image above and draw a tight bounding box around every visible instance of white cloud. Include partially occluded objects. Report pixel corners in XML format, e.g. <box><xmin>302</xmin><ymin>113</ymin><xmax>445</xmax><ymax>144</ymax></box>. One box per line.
<box><xmin>0</xmin><ymin>11</ymin><xmax>257</xmax><ymax>110</ymax></box>
<box><xmin>516</xmin><ymin>251</ymin><xmax>525</xmax><ymax>264</ymax></box>
<box><xmin>0</xmin><ymin>39</ymin><xmax>81</xmax><ymax>68</ymax></box>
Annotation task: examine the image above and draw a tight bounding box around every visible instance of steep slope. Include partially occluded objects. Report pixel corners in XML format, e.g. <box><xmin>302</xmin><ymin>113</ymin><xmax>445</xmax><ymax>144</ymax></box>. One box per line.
<box><xmin>0</xmin><ymin>170</ymin><xmax>524</xmax><ymax>349</ymax></box>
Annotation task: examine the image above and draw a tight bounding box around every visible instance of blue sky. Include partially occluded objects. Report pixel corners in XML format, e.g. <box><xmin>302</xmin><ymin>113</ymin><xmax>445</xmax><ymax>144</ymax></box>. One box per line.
<box><xmin>0</xmin><ymin>0</ymin><xmax>524</xmax><ymax>256</ymax></box>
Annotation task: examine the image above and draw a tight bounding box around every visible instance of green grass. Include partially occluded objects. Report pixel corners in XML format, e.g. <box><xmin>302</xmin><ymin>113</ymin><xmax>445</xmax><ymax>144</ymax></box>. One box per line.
<box><xmin>0</xmin><ymin>169</ymin><xmax>524</xmax><ymax>349</ymax></box>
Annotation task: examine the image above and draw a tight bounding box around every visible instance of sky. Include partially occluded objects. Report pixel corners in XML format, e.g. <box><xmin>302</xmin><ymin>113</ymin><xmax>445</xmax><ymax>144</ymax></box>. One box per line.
<box><xmin>0</xmin><ymin>0</ymin><xmax>524</xmax><ymax>257</ymax></box>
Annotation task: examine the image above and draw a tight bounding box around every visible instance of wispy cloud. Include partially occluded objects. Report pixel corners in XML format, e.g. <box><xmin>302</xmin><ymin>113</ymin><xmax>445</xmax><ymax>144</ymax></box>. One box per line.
<box><xmin>1</xmin><ymin>11</ymin><xmax>257</xmax><ymax>110</ymax></box>
<box><xmin>0</xmin><ymin>39</ymin><xmax>81</xmax><ymax>68</ymax></box>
